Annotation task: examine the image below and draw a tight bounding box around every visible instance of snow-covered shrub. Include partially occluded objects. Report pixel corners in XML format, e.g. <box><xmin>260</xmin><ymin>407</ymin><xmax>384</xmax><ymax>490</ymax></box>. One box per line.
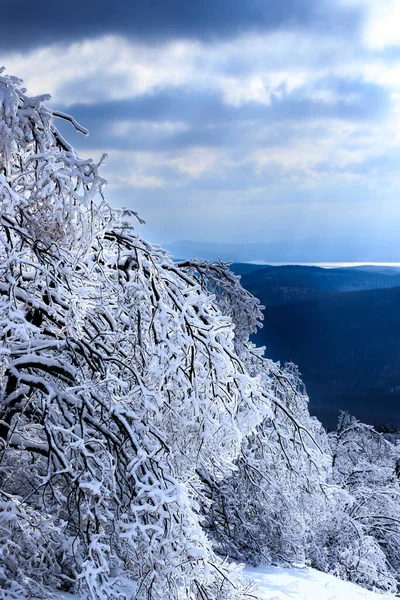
<box><xmin>183</xmin><ymin>260</ymin><xmax>400</xmax><ymax>593</ymax></box>
<box><xmin>0</xmin><ymin>495</ymin><xmax>63</xmax><ymax>599</ymax></box>
<box><xmin>178</xmin><ymin>263</ymin><xmax>330</xmax><ymax>565</ymax></box>
<box><xmin>203</xmin><ymin>360</ymin><xmax>329</xmax><ymax>566</ymax></box>
<box><xmin>308</xmin><ymin>412</ymin><xmax>400</xmax><ymax>594</ymax></box>
<box><xmin>0</xmin><ymin>70</ymin><xmax>270</xmax><ymax>600</ymax></box>
<box><xmin>326</xmin><ymin>413</ymin><xmax>400</xmax><ymax>591</ymax></box>
<box><xmin>309</xmin><ymin>486</ymin><xmax>397</xmax><ymax>593</ymax></box>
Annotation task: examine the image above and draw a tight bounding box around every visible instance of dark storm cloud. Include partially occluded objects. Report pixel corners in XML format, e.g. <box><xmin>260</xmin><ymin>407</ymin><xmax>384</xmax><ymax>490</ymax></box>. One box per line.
<box><xmin>1</xmin><ymin>0</ymin><xmax>361</xmax><ymax>52</ymax></box>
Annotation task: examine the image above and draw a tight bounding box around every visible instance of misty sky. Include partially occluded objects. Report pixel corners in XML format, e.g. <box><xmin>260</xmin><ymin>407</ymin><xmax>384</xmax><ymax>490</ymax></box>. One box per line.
<box><xmin>4</xmin><ymin>0</ymin><xmax>400</xmax><ymax>254</ymax></box>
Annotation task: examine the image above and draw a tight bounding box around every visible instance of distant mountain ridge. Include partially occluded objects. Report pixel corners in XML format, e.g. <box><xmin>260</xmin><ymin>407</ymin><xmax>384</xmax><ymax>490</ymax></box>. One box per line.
<box><xmin>227</xmin><ymin>264</ymin><xmax>400</xmax><ymax>430</ymax></box>
<box><xmin>237</xmin><ymin>263</ymin><xmax>400</xmax><ymax>306</ymax></box>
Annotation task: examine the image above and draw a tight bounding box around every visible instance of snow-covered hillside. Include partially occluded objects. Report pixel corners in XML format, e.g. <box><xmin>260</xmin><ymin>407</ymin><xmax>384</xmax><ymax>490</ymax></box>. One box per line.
<box><xmin>243</xmin><ymin>566</ymin><xmax>397</xmax><ymax>600</ymax></box>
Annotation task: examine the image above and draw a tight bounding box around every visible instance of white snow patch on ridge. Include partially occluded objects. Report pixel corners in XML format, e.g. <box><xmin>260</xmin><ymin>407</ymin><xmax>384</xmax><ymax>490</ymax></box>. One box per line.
<box><xmin>243</xmin><ymin>565</ymin><xmax>397</xmax><ymax>600</ymax></box>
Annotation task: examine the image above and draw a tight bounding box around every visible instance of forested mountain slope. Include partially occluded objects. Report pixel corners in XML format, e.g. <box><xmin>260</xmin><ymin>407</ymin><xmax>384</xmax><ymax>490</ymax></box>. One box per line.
<box><xmin>238</xmin><ymin>264</ymin><xmax>400</xmax><ymax>306</ymax></box>
<box><xmin>233</xmin><ymin>265</ymin><xmax>400</xmax><ymax>428</ymax></box>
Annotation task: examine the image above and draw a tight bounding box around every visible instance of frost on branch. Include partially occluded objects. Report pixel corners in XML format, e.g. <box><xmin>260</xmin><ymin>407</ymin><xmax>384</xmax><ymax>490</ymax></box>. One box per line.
<box><xmin>202</xmin><ymin>360</ymin><xmax>329</xmax><ymax>567</ymax></box>
<box><xmin>177</xmin><ymin>259</ymin><xmax>264</xmax><ymax>346</ymax></box>
<box><xmin>0</xmin><ymin>71</ymin><xmax>269</xmax><ymax>599</ymax></box>
<box><xmin>0</xmin><ymin>68</ymin><xmax>107</xmax><ymax>252</ymax></box>
<box><xmin>311</xmin><ymin>413</ymin><xmax>400</xmax><ymax>593</ymax></box>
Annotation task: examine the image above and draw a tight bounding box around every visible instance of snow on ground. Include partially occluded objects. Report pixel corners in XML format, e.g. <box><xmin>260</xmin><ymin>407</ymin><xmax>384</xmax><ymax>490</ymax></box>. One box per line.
<box><xmin>10</xmin><ymin>566</ymin><xmax>397</xmax><ymax>599</ymax></box>
<box><xmin>243</xmin><ymin>565</ymin><xmax>397</xmax><ymax>600</ymax></box>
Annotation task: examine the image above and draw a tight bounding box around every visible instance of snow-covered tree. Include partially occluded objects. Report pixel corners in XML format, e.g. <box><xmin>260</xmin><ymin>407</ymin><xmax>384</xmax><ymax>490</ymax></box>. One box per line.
<box><xmin>177</xmin><ymin>261</ymin><xmax>330</xmax><ymax>566</ymax></box>
<box><xmin>176</xmin><ymin>258</ymin><xmax>264</xmax><ymax>350</ymax></box>
<box><xmin>182</xmin><ymin>260</ymin><xmax>400</xmax><ymax>593</ymax></box>
<box><xmin>202</xmin><ymin>360</ymin><xmax>329</xmax><ymax>567</ymax></box>
<box><xmin>323</xmin><ymin>413</ymin><xmax>400</xmax><ymax>592</ymax></box>
<box><xmin>0</xmin><ymin>70</ymin><xmax>272</xmax><ymax>600</ymax></box>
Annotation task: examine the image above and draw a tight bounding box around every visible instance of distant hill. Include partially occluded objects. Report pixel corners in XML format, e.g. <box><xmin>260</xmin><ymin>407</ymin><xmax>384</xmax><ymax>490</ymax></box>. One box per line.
<box><xmin>238</xmin><ymin>264</ymin><xmax>400</xmax><ymax>306</ymax></box>
<box><xmin>349</xmin><ymin>265</ymin><xmax>400</xmax><ymax>275</ymax></box>
<box><xmin>229</xmin><ymin>264</ymin><xmax>400</xmax><ymax>430</ymax></box>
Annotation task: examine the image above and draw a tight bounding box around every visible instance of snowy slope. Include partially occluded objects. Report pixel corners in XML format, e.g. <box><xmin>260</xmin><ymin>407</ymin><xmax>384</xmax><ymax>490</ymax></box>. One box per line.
<box><xmin>46</xmin><ymin>566</ymin><xmax>398</xmax><ymax>600</ymax></box>
<box><xmin>9</xmin><ymin>565</ymin><xmax>397</xmax><ymax>599</ymax></box>
<box><xmin>243</xmin><ymin>565</ymin><xmax>397</xmax><ymax>600</ymax></box>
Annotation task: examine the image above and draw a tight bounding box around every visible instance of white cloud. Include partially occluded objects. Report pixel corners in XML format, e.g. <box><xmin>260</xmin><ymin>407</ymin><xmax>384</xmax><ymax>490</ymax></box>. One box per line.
<box><xmin>89</xmin><ymin>113</ymin><xmax>398</xmax><ymax>201</ymax></box>
<box><xmin>2</xmin><ymin>31</ymin><xmax>347</xmax><ymax>107</ymax></box>
<box><xmin>5</xmin><ymin>27</ymin><xmax>395</xmax><ymax>189</ymax></box>
<box><xmin>113</xmin><ymin>120</ymin><xmax>189</xmax><ymax>138</ymax></box>
<box><xmin>362</xmin><ymin>0</ymin><xmax>400</xmax><ymax>49</ymax></box>
<box><xmin>4</xmin><ymin>24</ymin><xmax>400</xmax><ymax>244</ymax></box>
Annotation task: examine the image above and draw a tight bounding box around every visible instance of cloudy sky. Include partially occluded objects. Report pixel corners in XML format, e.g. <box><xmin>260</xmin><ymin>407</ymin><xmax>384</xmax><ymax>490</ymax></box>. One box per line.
<box><xmin>4</xmin><ymin>0</ymin><xmax>400</xmax><ymax>256</ymax></box>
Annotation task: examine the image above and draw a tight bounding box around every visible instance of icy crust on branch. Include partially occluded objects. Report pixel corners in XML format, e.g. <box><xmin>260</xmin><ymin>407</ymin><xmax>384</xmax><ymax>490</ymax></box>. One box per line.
<box><xmin>203</xmin><ymin>359</ymin><xmax>330</xmax><ymax>567</ymax></box>
<box><xmin>0</xmin><ymin>191</ymin><xmax>267</xmax><ymax>599</ymax></box>
<box><xmin>176</xmin><ymin>259</ymin><xmax>264</xmax><ymax>344</ymax></box>
<box><xmin>0</xmin><ymin>72</ymin><xmax>270</xmax><ymax>600</ymax></box>
<box><xmin>316</xmin><ymin>414</ymin><xmax>400</xmax><ymax>592</ymax></box>
<box><xmin>0</xmin><ymin>69</ymin><xmax>108</xmax><ymax>253</ymax></box>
